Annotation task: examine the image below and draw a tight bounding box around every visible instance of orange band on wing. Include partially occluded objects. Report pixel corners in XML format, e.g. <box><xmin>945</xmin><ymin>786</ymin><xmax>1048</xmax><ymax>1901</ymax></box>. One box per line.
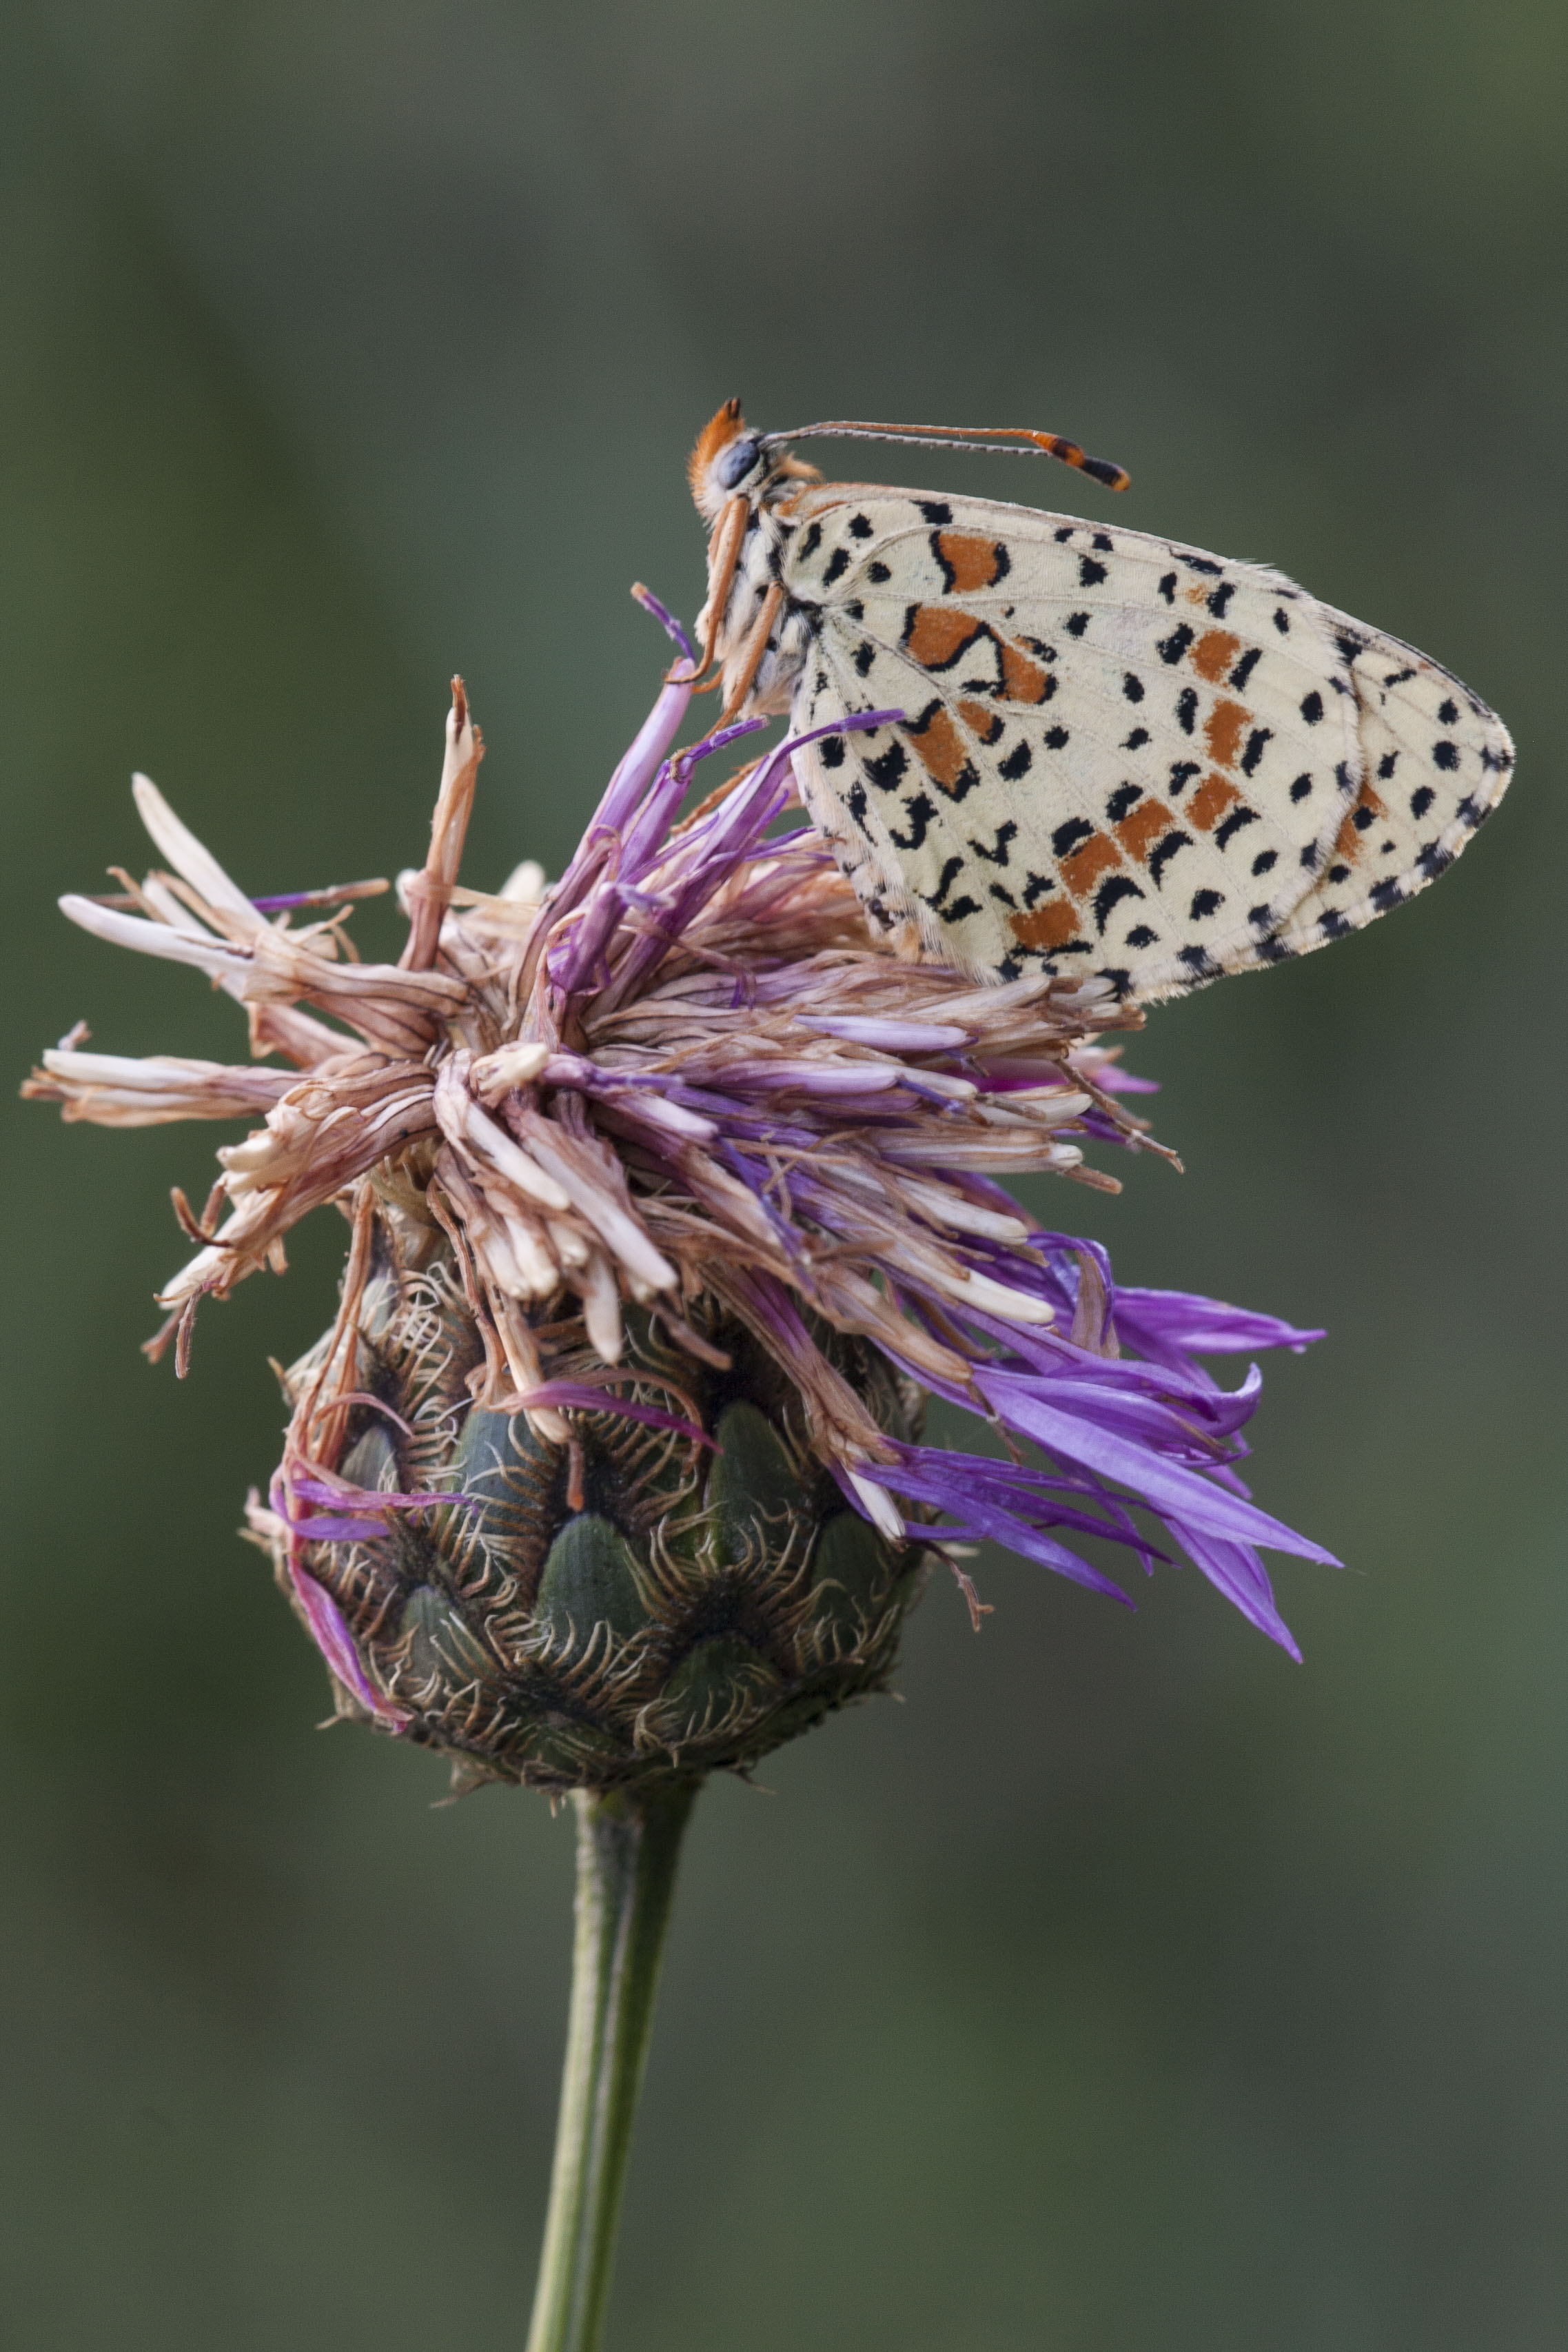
<box><xmin>933</xmin><ymin>531</ymin><xmax>1010</xmax><ymax>594</ymax></box>
<box><xmin>1188</xmin><ymin>775</ymin><xmax>1242</xmax><ymax>831</ymax></box>
<box><xmin>903</xmin><ymin>607</ymin><xmax>989</xmax><ymax>670</ymax></box>
<box><xmin>1203</xmin><ymin>699</ymin><xmax>1250</xmax><ymax>769</ymax></box>
<box><xmin>1190</xmin><ymin>629</ymin><xmax>1243</xmax><ymax>684</ymax></box>
<box><xmin>1010</xmin><ymin>900</ymin><xmax>1083</xmax><ymax>951</ymax></box>
<box><xmin>905</xmin><ymin>704</ymin><xmax>979</xmax><ymax>797</ymax></box>
<box><xmin>1059</xmin><ymin>833</ymin><xmax>1124</xmax><ymax>897</ymax></box>
<box><xmin>998</xmin><ymin>642</ymin><xmax>1053</xmax><ymax>704</ymax></box>
<box><xmin>1114</xmin><ymin>798</ymin><xmax>1179</xmax><ymax>862</ymax></box>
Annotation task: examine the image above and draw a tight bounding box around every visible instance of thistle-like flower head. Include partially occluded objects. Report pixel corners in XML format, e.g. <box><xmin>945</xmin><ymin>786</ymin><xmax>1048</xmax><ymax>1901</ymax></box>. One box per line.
<box><xmin>26</xmin><ymin>594</ymin><xmax>1332</xmax><ymax>1790</ymax></box>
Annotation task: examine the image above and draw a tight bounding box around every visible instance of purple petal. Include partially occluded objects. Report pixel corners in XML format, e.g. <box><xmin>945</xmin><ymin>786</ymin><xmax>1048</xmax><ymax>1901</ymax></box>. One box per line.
<box><xmin>287</xmin><ymin>1559</ymin><xmax>407</xmax><ymax>1724</ymax></box>
<box><xmin>631</xmin><ymin>582</ymin><xmax>696</xmax><ymax>663</ymax></box>
<box><xmin>519</xmin><ymin>1383</ymin><xmax>714</xmax><ymax>1447</ymax></box>
<box><xmin>866</xmin><ymin>1456</ymin><xmax>1132</xmax><ymax>1599</ymax></box>
<box><xmin>1114</xmin><ymin>1286</ymin><xmax>1325</xmax><ymax>1359</ymax></box>
<box><xmin>1161</xmin><ymin>1521</ymin><xmax>1304</xmax><ymax>1661</ymax></box>
<box><xmin>589</xmin><ymin>676</ymin><xmax>694</xmax><ymax>842</ymax></box>
<box><xmin>974</xmin><ymin>1370</ymin><xmax>1339</xmax><ymax>1564</ymax></box>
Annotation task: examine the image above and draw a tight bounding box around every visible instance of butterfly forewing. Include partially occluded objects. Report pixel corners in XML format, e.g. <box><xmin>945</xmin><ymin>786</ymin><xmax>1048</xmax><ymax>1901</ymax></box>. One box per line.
<box><xmin>777</xmin><ymin>486</ymin><xmax>1506</xmax><ymax>1000</ymax></box>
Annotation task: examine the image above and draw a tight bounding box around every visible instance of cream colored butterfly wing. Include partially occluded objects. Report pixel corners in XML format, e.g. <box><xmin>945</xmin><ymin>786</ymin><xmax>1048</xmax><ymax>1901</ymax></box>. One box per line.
<box><xmin>1227</xmin><ymin>609</ymin><xmax>1514</xmax><ymax>968</ymax></box>
<box><xmin>780</xmin><ymin>487</ymin><xmax>1507</xmax><ymax>1000</ymax></box>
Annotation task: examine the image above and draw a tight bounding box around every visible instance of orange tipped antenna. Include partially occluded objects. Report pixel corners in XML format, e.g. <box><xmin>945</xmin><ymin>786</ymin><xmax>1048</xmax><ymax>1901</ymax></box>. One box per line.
<box><xmin>762</xmin><ymin>417</ymin><xmax>1130</xmax><ymax>493</ymax></box>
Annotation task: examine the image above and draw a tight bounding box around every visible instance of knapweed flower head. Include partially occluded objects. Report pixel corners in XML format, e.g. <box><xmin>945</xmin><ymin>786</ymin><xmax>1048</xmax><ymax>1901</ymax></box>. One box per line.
<box><xmin>26</xmin><ymin>594</ymin><xmax>1332</xmax><ymax>1792</ymax></box>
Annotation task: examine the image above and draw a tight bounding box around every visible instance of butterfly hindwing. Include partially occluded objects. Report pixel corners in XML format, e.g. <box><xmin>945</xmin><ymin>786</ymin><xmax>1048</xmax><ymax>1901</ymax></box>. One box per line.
<box><xmin>1228</xmin><ymin>611</ymin><xmax>1514</xmax><ymax>968</ymax></box>
<box><xmin>779</xmin><ymin>487</ymin><xmax>1507</xmax><ymax>1000</ymax></box>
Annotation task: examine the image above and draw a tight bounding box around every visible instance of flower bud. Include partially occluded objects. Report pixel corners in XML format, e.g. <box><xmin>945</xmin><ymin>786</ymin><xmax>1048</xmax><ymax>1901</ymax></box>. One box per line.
<box><xmin>265</xmin><ymin>1200</ymin><xmax>930</xmax><ymax>1795</ymax></box>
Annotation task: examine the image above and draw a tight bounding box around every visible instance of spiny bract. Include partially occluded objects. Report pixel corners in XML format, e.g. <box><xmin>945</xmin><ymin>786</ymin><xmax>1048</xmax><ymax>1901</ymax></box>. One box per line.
<box><xmin>271</xmin><ymin>1188</ymin><xmax>929</xmax><ymax>1795</ymax></box>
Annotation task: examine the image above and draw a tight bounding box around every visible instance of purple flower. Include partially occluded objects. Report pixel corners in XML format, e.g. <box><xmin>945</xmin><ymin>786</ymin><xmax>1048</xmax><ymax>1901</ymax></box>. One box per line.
<box><xmin>28</xmin><ymin>620</ymin><xmax>1331</xmax><ymax>1678</ymax></box>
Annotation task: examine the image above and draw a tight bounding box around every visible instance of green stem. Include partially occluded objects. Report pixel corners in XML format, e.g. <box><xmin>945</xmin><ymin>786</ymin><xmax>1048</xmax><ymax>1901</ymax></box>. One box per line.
<box><xmin>525</xmin><ymin>1778</ymin><xmax>699</xmax><ymax>2352</ymax></box>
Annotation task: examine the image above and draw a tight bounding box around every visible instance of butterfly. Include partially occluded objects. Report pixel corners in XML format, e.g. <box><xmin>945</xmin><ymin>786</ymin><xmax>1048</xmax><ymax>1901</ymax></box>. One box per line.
<box><xmin>685</xmin><ymin>401</ymin><xmax>1514</xmax><ymax>1001</ymax></box>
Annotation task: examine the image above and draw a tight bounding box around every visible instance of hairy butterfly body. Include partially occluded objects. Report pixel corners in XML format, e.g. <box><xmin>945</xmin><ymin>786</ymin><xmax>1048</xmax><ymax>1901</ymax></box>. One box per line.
<box><xmin>687</xmin><ymin>402</ymin><xmax>1514</xmax><ymax>1000</ymax></box>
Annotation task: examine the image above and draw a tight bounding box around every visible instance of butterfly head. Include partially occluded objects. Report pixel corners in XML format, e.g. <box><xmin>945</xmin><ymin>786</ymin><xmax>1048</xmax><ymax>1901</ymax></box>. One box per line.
<box><xmin>688</xmin><ymin>400</ymin><xmax>819</xmax><ymax>523</ymax></box>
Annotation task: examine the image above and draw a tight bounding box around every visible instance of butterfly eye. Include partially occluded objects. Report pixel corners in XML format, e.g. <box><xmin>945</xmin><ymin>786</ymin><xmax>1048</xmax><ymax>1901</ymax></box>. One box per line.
<box><xmin>715</xmin><ymin>436</ymin><xmax>762</xmax><ymax>491</ymax></box>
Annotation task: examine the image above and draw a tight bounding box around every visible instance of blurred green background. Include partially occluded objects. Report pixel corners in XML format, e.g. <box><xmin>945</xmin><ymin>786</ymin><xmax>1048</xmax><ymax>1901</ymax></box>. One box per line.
<box><xmin>2</xmin><ymin>2</ymin><xmax>1563</xmax><ymax>2344</ymax></box>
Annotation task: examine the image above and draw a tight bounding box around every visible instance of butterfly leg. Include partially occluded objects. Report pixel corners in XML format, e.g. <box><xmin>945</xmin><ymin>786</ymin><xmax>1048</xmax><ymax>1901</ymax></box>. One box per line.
<box><xmin>684</xmin><ymin>494</ymin><xmax>749</xmax><ymax>693</ymax></box>
<box><xmin>717</xmin><ymin>581</ymin><xmax>785</xmax><ymax>723</ymax></box>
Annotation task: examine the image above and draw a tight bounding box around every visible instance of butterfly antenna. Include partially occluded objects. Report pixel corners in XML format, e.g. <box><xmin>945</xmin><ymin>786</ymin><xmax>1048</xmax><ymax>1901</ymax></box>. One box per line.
<box><xmin>763</xmin><ymin>418</ymin><xmax>1130</xmax><ymax>493</ymax></box>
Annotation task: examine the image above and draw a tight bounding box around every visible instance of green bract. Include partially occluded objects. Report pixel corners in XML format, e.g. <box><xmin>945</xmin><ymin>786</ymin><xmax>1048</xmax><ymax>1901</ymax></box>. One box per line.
<box><xmin>276</xmin><ymin>1201</ymin><xmax>930</xmax><ymax>1795</ymax></box>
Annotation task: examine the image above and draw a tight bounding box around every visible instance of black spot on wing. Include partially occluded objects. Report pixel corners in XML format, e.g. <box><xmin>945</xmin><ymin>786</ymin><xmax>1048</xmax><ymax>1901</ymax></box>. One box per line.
<box><xmin>1214</xmin><ymin>806</ymin><xmax>1259</xmax><ymax>849</ymax></box>
<box><xmin>864</xmin><ymin>741</ymin><xmax>908</xmax><ymax>791</ymax></box>
<box><xmin>868</xmin><ymin>561</ymin><xmax>890</xmax><ymax>583</ymax></box>
<box><xmin>1093</xmin><ymin>875</ymin><xmax>1145</xmax><ymax>933</ymax></box>
<box><xmin>968</xmin><ymin>820</ymin><xmax>1017</xmax><ymax>866</ymax></box>
<box><xmin>917</xmin><ymin>500</ymin><xmax>952</xmax><ymax>525</ymax></box>
<box><xmin>925</xmin><ymin>857</ymin><xmax>964</xmax><ymax>908</ymax></box>
<box><xmin>848</xmin><ymin>514</ymin><xmax>873</xmax><ymax>539</ymax></box>
<box><xmin>822</xmin><ymin>546</ymin><xmax>850</xmax><ymax>588</ymax></box>
<box><xmin>1149</xmin><ymin>831</ymin><xmax>1192</xmax><ymax>884</ymax></box>
<box><xmin>887</xmin><ymin>794</ymin><xmax>935</xmax><ymax>851</ymax></box>
<box><xmin>998</xmin><ymin>742</ymin><xmax>1032</xmax><ymax>781</ymax></box>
